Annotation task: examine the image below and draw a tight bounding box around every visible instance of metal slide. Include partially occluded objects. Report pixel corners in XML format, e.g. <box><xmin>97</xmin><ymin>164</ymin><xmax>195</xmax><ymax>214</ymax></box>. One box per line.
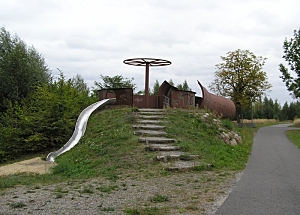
<box><xmin>46</xmin><ymin>98</ymin><xmax>116</xmax><ymax>162</ymax></box>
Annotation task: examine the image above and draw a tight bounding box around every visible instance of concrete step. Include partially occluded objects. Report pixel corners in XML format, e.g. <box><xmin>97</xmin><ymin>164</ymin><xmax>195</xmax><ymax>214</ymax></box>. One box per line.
<box><xmin>138</xmin><ymin>115</ymin><xmax>165</xmax><ymax>120</ymax></box>
<box><xmin>138</xmin><ymin>112</ymin><xmax>165</xmax><ymax>115</ymax></box>
<box><xmin>134</xmin><ymin>130</ymin><xmax>167</xmax><ymax>136</ymax></box>
<box><xmin>139</xmin><ymin>109</ymin><xmax>165</xmax><ymax>112</ymax></box>
<box><xmin>164</xmin><ymin>161</ymin><xmax>202</xmax><ymax>171</ymax></box>
<box><xmin>136</xmin><ymin>120</ymin><xmax>162</xmax><ymax>124</ymax></box>
<box><xmin>145</xmin><ymin>144</ymin><xmax>182</xmax><ymax>151</ymax></box>
<box><xmin>139</xmin><ymin>136</ymin><xmax>176</xmax><ymax>143</ymax></box>
<box><xmin>156</xmin><ymin>153</ymin><xmax>199</xmax><ymax>162</ymax></box>
<box><xmin>133</xmin><ymin>124</ymin><xmax>166</xmax><ymax>130</ymax></box>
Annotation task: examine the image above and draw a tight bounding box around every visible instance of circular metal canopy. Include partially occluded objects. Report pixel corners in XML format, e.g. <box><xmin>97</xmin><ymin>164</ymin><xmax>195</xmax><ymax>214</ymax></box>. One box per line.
<box><xmin>123</xmin><ymin>58</ymin><xmax>171</xmax><ymax>67</ymax></box>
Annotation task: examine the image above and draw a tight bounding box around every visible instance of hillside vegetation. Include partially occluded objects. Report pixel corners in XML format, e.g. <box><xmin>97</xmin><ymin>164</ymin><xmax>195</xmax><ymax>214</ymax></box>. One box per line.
<box><xmin>1</xmin><ymin>107</ymin><xmax>259</xmax><ymax>189</ymax></box>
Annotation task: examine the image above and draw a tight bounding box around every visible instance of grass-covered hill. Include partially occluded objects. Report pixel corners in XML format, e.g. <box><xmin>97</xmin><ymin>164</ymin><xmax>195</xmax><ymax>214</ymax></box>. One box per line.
<box><xmin>1</xmin><ymin>107</ymin><xmax>256</xmax><ymax>186</ymax></box>
<box><xmin>50</xmin><ymin>107</ymin><xmax>253</xmax><ymax>179</ymax></box>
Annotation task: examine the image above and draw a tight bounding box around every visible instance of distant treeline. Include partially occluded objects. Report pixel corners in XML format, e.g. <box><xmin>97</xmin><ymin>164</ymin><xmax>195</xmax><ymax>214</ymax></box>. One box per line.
<box><xmin>242</xmin><ymin>97</ymin><xmax>300</xmax><ymax>121</ymax></box>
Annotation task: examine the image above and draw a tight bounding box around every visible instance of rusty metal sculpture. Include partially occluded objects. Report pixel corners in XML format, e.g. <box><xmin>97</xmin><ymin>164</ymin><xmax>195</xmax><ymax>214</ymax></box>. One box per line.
<box><xmin>197</xmin><ymin>80</ymin><xmax>236</xmax><ymax>119</ymax></box>
<box><xmin>123</xmin><ymin>58</ymin><xmax>171</xmax><ymax>108</ymax></box>
<box><xmin>98</xmin><ymin>88</ymin><xmax>133</xmax><ymax>106</ymax></box>
<box><xmin>158</xmin><ymin>80</ymin><xmax>196</xmax><ymax>108</ymax></box>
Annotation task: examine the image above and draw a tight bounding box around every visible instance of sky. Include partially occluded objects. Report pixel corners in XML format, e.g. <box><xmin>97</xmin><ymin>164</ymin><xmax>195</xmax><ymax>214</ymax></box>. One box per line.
<box><xmin>1</xmin><ymin>0</ymin><xmax>299</xmax><ymax>105</ymax></box>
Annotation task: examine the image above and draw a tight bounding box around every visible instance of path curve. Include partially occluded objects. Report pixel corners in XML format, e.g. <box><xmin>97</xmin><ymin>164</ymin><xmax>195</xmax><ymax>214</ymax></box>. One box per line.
<box><xmin>216</xmin><ymin>124</ymin><xmax>300</xmax><ymax>215</ymax></box>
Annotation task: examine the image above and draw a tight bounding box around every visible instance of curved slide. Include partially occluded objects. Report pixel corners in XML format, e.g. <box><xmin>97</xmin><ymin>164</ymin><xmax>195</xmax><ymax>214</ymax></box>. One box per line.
<box><xmin>46</xmin><ymin>98</ymin><xmax>116</xmax><ymax>162</ymax></box>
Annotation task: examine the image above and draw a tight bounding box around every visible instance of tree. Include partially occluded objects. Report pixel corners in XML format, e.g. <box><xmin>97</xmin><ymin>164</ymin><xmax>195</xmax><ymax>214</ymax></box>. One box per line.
<box><xmin>168</xmin><ymin>79</ymin><xmax>174</xmax><ymax>86</ymax></box>
<box><xmin>209</xmin><ymin>49</ymin><xmax>272</xmax><ymax>122</ymax></box>
<box><xmin>71</xmin><ymin>74</ymin><xmax>89</xmax><ymax>94</ymax></box>
<box><xmin>0</xmin><ymin>27</ymin><xmax>51</xmax><ymax>112</ymax></box>
<box><xmin>281</xmin><ymin>102</ymin><xmax>289</xmax><ymax>121</ymax></box>
<box><xmin>94</xmin><ymin>74</ymin><xmax>136</xmax><ymax>91</ymax></box>
<box><xmin>279</xmin><ymin>29</ymin><xmax>300</xmax><ymax>99</ymax></box>
<box><xmin>152</xmin><ymin>79</ymin><xmax>160</xmax><ymax>95</ymax></box>
<box><xmin>177</xmin><ymin>79</ymin><xmax>191</xmax><ymax>91</ymax></box>
<box><xmin>262</xmin><ymin>97</ymin><xmax>275</xmax><ymax>119</ymax></box>
<box><xmin>0</xmin><ymin>72</ymin><xmax>95</xmax><ymax>162</ymax></box>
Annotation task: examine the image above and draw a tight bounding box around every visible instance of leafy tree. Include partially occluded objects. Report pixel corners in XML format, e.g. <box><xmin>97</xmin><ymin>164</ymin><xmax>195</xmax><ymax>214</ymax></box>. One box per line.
<box><xmin>209</xmin><ymin>49</ymin><xmax>272</xmax><ymax>122</ymax></box>
<box><xmin>94</xmin><ymin>74</ymin><xmax>136</xmax><ymax>91</ymax></box>
<box><xmin>0</xmin><ymin>27</ymin><xmax>51</xmax><ymax>112</ymax></box>
<box><xmin>71</xmin><ymin>74</ymin><xmax>90</xmax><ymax>94</ymax></box>
<box><xmin>279</xmin><ymin>29</ymin><xmax>300</xmax><ymax>99</ymax></box>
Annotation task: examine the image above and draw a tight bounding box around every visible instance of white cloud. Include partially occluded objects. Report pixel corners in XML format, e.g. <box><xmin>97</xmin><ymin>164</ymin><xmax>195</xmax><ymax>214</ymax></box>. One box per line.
<box><xmin>1</xmin><ymin>0</ymin><xmax>299</xmax><ymax>104</ymax></box>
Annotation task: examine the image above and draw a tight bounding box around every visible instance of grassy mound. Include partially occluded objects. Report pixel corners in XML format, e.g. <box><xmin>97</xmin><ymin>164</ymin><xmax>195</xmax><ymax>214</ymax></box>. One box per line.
<box><xmin>0</xmin><ymin>107</ymin><xmax>257</xmax><ymax>189</ymax></box>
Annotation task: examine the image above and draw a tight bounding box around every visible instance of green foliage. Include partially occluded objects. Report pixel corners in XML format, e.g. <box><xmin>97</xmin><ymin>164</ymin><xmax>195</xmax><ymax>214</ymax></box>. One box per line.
<box><xmin>0</xmin><ymin>72</ymin><xmax>96</xmax><ymax>163</ymax></box>
<box><xmin>241</xmin><ymin>96</ymin><xmax>300</xmax><ymax>121</ymax></box>
<box><xmin>177</xmin><ymin>79</ymin><xmax>192</xmax><ymax>91</ymax></box>
<box><xmin>221</xmin><ymin>119</ymin><xmax>234</xmax><ymax>130</ymax></box>
<box><xmin>152</xmin><ymin>79</ymin><xmax>160</xmax><ymax>95</ymax></box>
<box><xmin>0</xmin><ymin>27</ymin><xmax>50</xmax><ymax>112</ymax></box>
<box><xmin>209</xmin><ymin>49</ymin><xmax>272</xmax><ymax>122</ymax></box>
<box><xmin>9</xmin><ymin>201</ymin><xmax>27</xmax><ymax>209</ymax></box>
<box><xmin>94</xmin><ymin>74</ymin><xmax>137</xmax><ymax>91</ymax></box>
<box><xmin>149</xmin><ymin>194</ymin><xmax>169</xmax><ymax>203</ymax></box>
<box><xmin>124</xmin><ymin>207</ymin><xmax>169</xmax><ymax>215</ymax></box>
<box><xmin>279</xmin><ymin>29</ymin><xmax>300</xmax><ymax>99</ymax></box>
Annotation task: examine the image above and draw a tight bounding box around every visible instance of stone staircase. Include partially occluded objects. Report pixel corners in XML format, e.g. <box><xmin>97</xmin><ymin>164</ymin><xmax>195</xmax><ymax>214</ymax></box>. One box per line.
<box><xmin>133</xmin><ymin>108</ymin><xmax>202</xmax><ymax>171</ymax></box>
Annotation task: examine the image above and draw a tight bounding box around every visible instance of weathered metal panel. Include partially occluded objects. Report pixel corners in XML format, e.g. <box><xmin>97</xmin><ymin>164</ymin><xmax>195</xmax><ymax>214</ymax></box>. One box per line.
<box><xmin>98</xmin><ymin>88</ymin><xmax>133</xmax><ymax>106</ymax></box>
<box><xmin>197</xmin><ymin>81</ymin><xmax>236</xmax><ymax>119</ymax></box>
<box><xmin>133</xmin><ymin>95</ymin><xmax>159</xmax><ymax>108</ymax></box>
<box><xmin>171</xmin><ymin>91</ymin><xmax>195</xmax><ymax>108</ymax></box>
<box><xmin>133</xmin><ymin>95</ymin><xmax>145</xmax><ymax>108</ymax></box>
<box><xmin>148</xmin><ymin>96</ymin><xmax>159</xmax><ymax>108</ymax></box>
<box><xmin>98</xmin><ymin>89</ymin><xmax>109</xmax><ymax>101</ymax></box>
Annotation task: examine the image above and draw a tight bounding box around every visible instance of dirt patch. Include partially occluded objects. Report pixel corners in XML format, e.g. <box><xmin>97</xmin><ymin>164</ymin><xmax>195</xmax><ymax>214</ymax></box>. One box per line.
<box><xmin>0</xmin><ymin>157</ymin><xmax>56</xmax><ymax>176</ymax></box>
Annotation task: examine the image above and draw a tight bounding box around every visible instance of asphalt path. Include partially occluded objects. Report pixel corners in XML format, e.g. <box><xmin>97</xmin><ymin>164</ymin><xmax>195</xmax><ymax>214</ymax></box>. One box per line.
<box><xmin>215</xmin><ymin>124</ymin><xmax>300</xmax><ymax>215</ymax></box>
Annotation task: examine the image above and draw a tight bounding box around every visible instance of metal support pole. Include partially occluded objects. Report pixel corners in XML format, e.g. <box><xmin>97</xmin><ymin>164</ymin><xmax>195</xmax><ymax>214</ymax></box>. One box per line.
<box><xmin>145</xmin><ymin>62</ymin><xmax>150</xmax><ymax>108</ymax></box>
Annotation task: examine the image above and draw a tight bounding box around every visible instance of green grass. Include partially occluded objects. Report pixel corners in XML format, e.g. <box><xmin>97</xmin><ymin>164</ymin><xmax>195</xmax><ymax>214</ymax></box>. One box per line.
<box><xmin>0</xmin><ymin>107</ymin><xmax>265</xmax><ymax>189</ymax></box>
<box><xmin>9</xmin><ymin>201</ymin><xmax>27</xmax><ymax>209</ymax></box>
<box><xmin>124</xmin><ymin>207</ymin><xmax>169</xmax><ymax>215</ymax></box>
<box><xmin>164</xmin><ymin>109</ymin><xmax>256</xmax><ymax>170</ymax></box>
<box><xmin>149</xmin><ymin>194</ymin><xmax>169</xmax><ymax>203</ymax></box>
<box><xmin>286</xmin><ymin>130</ymin><xmax>300</xmax><ymax>148</ymax></box>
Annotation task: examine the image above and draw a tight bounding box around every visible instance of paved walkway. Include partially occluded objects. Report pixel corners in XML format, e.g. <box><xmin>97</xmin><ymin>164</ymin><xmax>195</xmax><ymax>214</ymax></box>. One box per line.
<box><xmin>216</xmin><ymin>124</ymin><xmax>300</xmax><ymax>215</ymax></box>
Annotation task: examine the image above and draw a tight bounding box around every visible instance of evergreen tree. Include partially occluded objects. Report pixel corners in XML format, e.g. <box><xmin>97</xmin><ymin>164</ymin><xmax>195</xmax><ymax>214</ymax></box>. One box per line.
<box><xmin>152</xmin><ymin>79</ymin><xmax>160</xmax><ymax>95</ymax></box>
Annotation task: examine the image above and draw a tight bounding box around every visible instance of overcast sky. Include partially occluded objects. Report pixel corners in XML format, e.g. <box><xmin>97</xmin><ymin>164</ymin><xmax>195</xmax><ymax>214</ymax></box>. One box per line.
<box><xmin>1</xmin><ymin>0</ymin><xmax>299</xmax><ymax>105</ymax></box>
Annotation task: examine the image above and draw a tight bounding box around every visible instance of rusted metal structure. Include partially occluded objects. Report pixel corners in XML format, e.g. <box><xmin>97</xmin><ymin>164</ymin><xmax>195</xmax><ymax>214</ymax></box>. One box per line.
<box><xmin>197</xmin><ymin>80</ymin><xmax>236</xmax><ymax>119</ymax></box>
<box><xmin>97</xmin><ymin>80</ymin><xmax>236</xmax><ymax>119</ymax></box>
<box><xmin>98</xmin><ymin>58</ymin><xmax>236</xmax><ymax>119</ymax></box>
<box><xmin>98</xmin><ymin>88</ymin><xmax>133</xmax><ymax>106</ymax></box>
<box><xmin>158</xmin><ymin>81</ymin><xmax>196</xmax><ymax>108</ymax></box>
<box><xmin>123</xmin><ymin>58</ymin><xmax>171</xmax><ymax>108</ymax></box>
